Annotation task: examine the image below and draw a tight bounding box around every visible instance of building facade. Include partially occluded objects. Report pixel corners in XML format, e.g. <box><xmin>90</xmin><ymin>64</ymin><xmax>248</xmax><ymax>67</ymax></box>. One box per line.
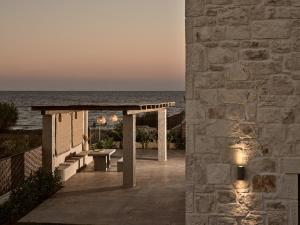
<box><xmin>185</xmin><ymin>0</ymin><xmax>300</xmax><ymax>224</ymax></box>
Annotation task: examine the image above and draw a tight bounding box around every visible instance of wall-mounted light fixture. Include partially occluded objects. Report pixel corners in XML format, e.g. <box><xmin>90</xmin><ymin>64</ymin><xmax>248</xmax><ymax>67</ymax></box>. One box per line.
<box><xmin>237</xmin><ymin>165</ymin><xmax>245</xmax><ymax>180</ymax></box>
<box><xmin>109</xmin><ymin>114</ymin><xmax>118</xmax><ymax>122</ymax></box>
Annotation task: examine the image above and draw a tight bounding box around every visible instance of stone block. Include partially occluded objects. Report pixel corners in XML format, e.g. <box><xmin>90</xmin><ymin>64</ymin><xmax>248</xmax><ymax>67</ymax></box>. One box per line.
<box><xmin>265</xmin><ymin>0</ymin><xmax>290</xmax><ymax>5</ymax></box>
<box><xmin>241</xmin><ymin>213</ymin><xmax>265</xmax><ymax>225</ymax></box>
<box><xmin>225</xmin><ymin>81</ymin><xmax>254</xmax><ymax>89</ymax></box>
<box><xmin>271</xmin><ymin>40</ymin><xmax>291</xmax><ymax>53</ymax></box>
<box><xmin>219</xmin><ymin>89</ymin><xmax>254</xmax><ymax>104</ymax></box>
<box><xmin>248</xmin><ymin>158</ymin><xmax>276</xmax><ymax>173</ymax></box>
<box><xmin>186</xmin><ymin>0</ymin><xmax>205</xmax><ymax>16</ymax></box>
<box><xmin>226</xmin><ymin>62</ymin><xmax>250</xmax><ymax>81</ymax></box>
<box><xmin>186</xmin><ymin>185</ymin><xmax>194</xmax><ymax>213</ymax></box>
<box><xmin>207</xmin><ymin>163</ymin><xmax>231</xmax><ymax>184</ymax></box>
<box><xmin>260</xmin><ymin>124</ymin><xmax>286</xmax><ymax>140</ymax></box>
<box><xmin>194</xmin><ymin>71</ymin><xmax>225</xmax><ymax>88</ymax></box>
<box><xmin>252</xmin><ymin>20</ymin><xmax>291</xmax><ymax>39</ymax></box>
<box><xmin>186</xmin><ymin>100</ymin><xmax>206</xmax><ymax>124</ymax></box>
<box><xmin>241</xmin><ymin>40</ymin><xmax>269</xmax><ymax>48</ymax></box>
<box><xmin>268</xmin><ymin>75</ymin><xmax>294</xmax><ymax>95</ymax></box>
<box><xmin>233</xmin><ymin>0</ymin><xmax>262</xmax><ymax>4</ymax></box>
<box><xmin>217</xmin><ymin>190</ymin><xmax>236</xmax><ymax>203</ymax></box>
<box><xmin>206</xmin><ymin>120</ymin><xmax>236</xmax><ymax>137</ymax></box>
<box><xmin>207</xmin><ymin>47</ymin><xmax>237</xmax><ymax>64</ymax></box>
<box><xmin>186</xmin><ymin>213</ymin><xmax>209</xmax><ymax>225</ymax></box>
<box><xmin>206</xmin><ymin>0</ymin><xmax>232</xmax><ymax>4</ymax></box>
<box><xmin>265</xmin><ymin>201</ymin><xmax>288</xmax><ymax>211</ymax></box>
<box><xmin>208</xmin><ymin>106</ymin><xmax>225</xmax><ymax>119</ymax></box>
<box><xmin>238</xmin><ymin>193</ymin><xmax>263</xmax><ymax>210</ymax></box>
<box><xmin>194</xmin><ymin>26</ymin><xmax>226</xmax><ymax>42</ymax></box>
<box><xmin>257</xmin><ymin>107</ymin><xmax>283</xmax><ymax>123</ymax></box>
<box><xmin>226</xmin><ymin>25</ymin><xmax>251</xmax><ymax>40</ymax></box>
<box><xmin>252</xmin><ymin>175</ymin><xmax>276</xmax><ymax>192</ymax></box>
<box><xmin>292</xmin><ymin>0</ymin><xmax>300</xmax><ymax>6</ymax></box>
<box><xmin>286</xmin><ymin>53</ymin><xmax>300</xmax><ymax>70</ymax></box>
<box><xmin>195</xmin><ymin>136</ymin><xmax>217</xmax><ymax>153</ymax></box>
<box><xmin>186</xmin><ymin>125</ymin><xmax>195</xmax><ymax>154</ymax></box>
<box><xmin>287</xmin><ymin>125</ymin><xmax>300</xmax><ymax>142</ymax></box>
<box><xmin>241</xmin><ymin>61</ymin><xmax>282</xmax><ymax>79</ymax></box>
<box><xmin>225</xmin><ymin>104</ymin><xmax>245</xmax><ymax>120</ymax></box>
<box><xmin>218</xmin><ymin>7</ymin><xmax>249</xmax><ymax>25</ymax></box>
<box><xmin>281</xmin><ymin>158</ymin><xmax>300</xmax><ymax>173</ymax></box>
<box><xmin>217</xmin><ymin>203</ymin><xmax>249</xmax><ymax>217</ymax></box>
<box><xmin>209</xmin><ymin>217</ymin><xmax>237</xmax><ymax>225</ymax></box>
<box><xmin>187</xmin><ymin>44</ymin><xmax>207</xmax><ymax>72</ymax></box>
<box><xmin>195</xmin><ymin>89</ymin><xmax>218</xmax><ymax>105</ymax></box>
<box><xmin>268</xmin><ymin>212</ymin><xmax>288</xmax><ymax>225</ymax></box>
<box><xmin>245</xmin><ymin>103</ymin><xmax>257</xmax><ymax>121</ymax></box>
<box><xmin>240</xmin><ymin>49</ymin><xmax>269</xmax><ymax>60</ymax></box>
<box><xmin>277</xmin><ymin>174</ymin><xmax>298</xmax><ymax>199</ymax></box>
<box><xmin>195</xmin><ymin>193</ymin><xmax>214</xmax><ymax>213</ymax></box>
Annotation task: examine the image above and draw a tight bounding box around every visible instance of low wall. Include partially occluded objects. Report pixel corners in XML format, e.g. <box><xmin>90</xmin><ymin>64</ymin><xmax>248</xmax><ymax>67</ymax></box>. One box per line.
<box><xmin>0</xmin><ymin>147</ymin><xmax>42</xmax><ymax>196</ymax></box>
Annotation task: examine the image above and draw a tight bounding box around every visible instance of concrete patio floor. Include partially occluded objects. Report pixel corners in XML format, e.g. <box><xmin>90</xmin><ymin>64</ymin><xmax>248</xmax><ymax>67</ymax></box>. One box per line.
<box><xmin>19</xmin><ymin>149</ymin><xmax>185</xmax><ymax>225</ymax></box>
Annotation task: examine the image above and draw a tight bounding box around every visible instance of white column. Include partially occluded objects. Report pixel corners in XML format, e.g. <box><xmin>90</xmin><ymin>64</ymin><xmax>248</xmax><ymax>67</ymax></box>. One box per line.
<box><xmin>83</xmin><ymin>110</ymin><xmax>89</xmax><ymax>151</ymax></box>
<box><xmin>123</xmin><ymin>114</ymin><xmax>136</xmax><ymax>188</ymax></box>
<box><xmin>42</xmin><ymin>114</ymin><xmax>56</xmax><ymax>173</ymax></box>
<box><xmin>158</xmin><ymin>108</ymin><xmax>167</xmax><ymax>161</ymax></box>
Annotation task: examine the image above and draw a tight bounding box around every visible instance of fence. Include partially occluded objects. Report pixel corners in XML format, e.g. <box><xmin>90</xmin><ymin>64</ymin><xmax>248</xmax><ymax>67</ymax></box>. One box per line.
<box><xmin>0</xmin><ymin>147</ymin><xmax>42</xmax><ymax>196</ymax></box>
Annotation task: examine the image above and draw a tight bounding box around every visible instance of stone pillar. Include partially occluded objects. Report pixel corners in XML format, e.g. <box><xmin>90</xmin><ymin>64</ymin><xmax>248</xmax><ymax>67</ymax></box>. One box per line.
<box><xmin>123</xmin><ymin>114</ymin><xmax>136</xmax><ymax>188</ymax></box>
<box><xmin>83</xmin><ymin>110</ymin><xmax>89</xmax><ymax>151</ymax></box>
<box><xmin>158</xmin><ymin>108</ymin><xmax>167</xmax><ymax>161</ymax></box>
<box><xmin>42</xmin><ymin>114</ymin><xmax>56</xmax><ymax>173</ymax></box>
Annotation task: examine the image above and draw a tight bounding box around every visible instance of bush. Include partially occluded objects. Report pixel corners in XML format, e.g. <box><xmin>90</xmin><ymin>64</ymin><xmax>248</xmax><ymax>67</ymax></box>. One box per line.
<box><xmin>95</xmin><ymin>137</ymin><xmax>115</xmax><ymax>149</ymax></box>
<box><xmin>0</xmin><ymin>169</ymin><xmax>62</xmax><ymax>225</ymax></box>
<box><xmin>136</xmin><ymin>128</ymin><xmax>155</xmax><ymax>149</ymax></box>
<box><xmin>0</xmin><ymin>102</ymin><xmax>18</xmax><ymax>131</ymax></box>
<box><xmin>168</xmin><ymin>128</ymin><xmax>185</xmax><ymax>150</ymax></box>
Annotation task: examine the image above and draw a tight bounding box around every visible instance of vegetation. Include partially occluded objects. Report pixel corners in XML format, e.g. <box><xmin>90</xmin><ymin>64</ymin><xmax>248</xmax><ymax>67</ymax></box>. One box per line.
<box><xmin>0</xmin><ymin>102</ymin><xmax>18</xmax><ymax>132</ymax></box>
<box><xmin>136</xmin><ymin>128</ymin><xmax>156</xmax><ymax>149</ymax></box>
<box><xmin>0</xmin><ymin>130</ymin><xmax>42</xmax><ymax>159</ymax></box>
<box><xmin>95</xmin><ymin>137</ymin><xmax>116</xmax><ymax>149</ymax></box>
<box><xmin>0</xmin><ymin>169</ymin><xmax>62</xmax><ymax>225</ymax></box>
<box><xmin>111</xmin><ymin>121</ymin><xmax>123</xmax><ymax>148</ymax></box>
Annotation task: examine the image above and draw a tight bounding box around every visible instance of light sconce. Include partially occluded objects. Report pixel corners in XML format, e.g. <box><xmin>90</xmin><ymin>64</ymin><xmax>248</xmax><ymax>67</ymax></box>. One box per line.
<box><xmin>96</xmin><ymin>115</ymin><xmax>106</xmax><ymax>125</ymax></box>
<box><xmin>109</xmin><ymin>114</ymin><xmax>118</xmax><ymax>122</ymax></box>
<box><xmin>237</xmin><ymin>166</ymin><xmax>245</xmax><ymax>180</ymax></box>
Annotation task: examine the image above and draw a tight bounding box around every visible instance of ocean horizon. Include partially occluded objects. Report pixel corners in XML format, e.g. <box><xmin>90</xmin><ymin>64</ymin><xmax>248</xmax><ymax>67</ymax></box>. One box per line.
<box><xmin>0</xmin><ymin>91</ymin><xmax>185</xmax><ymax>130</ymax></box>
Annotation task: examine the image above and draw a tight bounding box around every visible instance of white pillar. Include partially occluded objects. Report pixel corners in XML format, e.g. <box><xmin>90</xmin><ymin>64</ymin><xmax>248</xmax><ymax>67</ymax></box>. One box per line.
<box><xmin>158</xmin><ymin>108</ymin><xmax>167</xmax><ymax>161</ymax></box>
<box><xmin>42</xmin><ymin>114</ymin><xmax>56</xmax><ymax>173</ymax></box>
<box><xmin>83</xmin><ymin>110</ymin><xmax>89</xmax><ymax>151</ymax></box>
<box><xmin>123</xmin><ymin>114</ymin><xmax>136</xmax><ymax>188</ymax></box>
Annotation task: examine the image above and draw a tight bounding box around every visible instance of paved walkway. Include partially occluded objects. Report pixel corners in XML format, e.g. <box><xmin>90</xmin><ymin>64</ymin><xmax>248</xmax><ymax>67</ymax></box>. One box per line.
<box><xmin>19</xmin><ymin>150</ymin><xmax>185</xmax><ymax>225</ymax></box>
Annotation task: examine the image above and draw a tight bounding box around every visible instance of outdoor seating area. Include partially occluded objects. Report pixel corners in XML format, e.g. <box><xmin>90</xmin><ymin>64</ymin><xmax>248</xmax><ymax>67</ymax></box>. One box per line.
<box><xmin>19</xmin><ymin>149</ymin><xmax>185</xmax><ymax>225</ymax></box>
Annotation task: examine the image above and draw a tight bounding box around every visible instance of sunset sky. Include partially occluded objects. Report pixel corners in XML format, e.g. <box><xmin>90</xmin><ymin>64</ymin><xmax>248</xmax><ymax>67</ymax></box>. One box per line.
<box><xmin>0</xmin><ymin>0</ymin><xmax>185</xmax><ymax>91</ymax></box>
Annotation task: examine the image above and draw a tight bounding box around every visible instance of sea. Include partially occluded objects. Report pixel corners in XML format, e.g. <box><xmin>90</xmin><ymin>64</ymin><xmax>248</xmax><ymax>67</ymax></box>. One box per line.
<box><xmin>0</xmin><ymin>91</ymin><xmax>185</xmax><ymax>130</ymax></box>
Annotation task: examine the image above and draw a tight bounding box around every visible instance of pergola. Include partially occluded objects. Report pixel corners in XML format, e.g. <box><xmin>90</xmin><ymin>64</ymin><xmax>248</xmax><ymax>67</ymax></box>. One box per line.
<box><xmin>32</xmin><ymin>102</ymin><xmax>175</xmax><ymax>188</ymax></box>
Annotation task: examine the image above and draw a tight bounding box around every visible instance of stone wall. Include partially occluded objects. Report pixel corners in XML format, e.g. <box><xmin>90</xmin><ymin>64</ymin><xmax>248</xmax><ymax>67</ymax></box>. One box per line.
<box><xmin>185</xmin><ymin>0</ymin><xmax>300</xmax><ymax>224</ymax></box>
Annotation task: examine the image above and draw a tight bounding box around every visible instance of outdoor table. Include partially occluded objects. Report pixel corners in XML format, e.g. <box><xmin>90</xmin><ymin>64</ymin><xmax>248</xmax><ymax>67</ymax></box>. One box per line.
<box><xmin>88</xmin><ymin>149</ymin><xmax>116</xmax><ymax>171</ymax></box>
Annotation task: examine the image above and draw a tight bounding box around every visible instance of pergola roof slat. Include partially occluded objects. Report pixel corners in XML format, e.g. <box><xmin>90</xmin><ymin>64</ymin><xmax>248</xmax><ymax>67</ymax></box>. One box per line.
<box><xmin>31</xmin><ymin>102</ymin><xmax>175</xmax><ymax>115</ymax></box>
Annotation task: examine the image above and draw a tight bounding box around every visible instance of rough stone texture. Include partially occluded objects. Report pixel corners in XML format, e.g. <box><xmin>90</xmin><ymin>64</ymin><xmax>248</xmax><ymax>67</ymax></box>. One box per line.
<box><xmin>186</xmin><ymin>0</ymin><xmax>300</xmax><ymax>224</ymax></box>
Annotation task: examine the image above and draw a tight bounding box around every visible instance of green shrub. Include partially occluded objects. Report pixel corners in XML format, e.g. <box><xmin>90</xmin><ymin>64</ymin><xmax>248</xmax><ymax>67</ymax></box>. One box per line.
<box><xmin>136</xmin><ymin>128</ymin><xmax>155</xmax><ymax>149</ymax></box>
<box><xmin>95</xmin><ymin>137</ymin><xmax>115</xmax><ymax>149</ymax></box>
<box><xmin>0</xmin><ymin>102</ymin><xmax>18</xmax><ymax>131</ymax></box>
<box><xmin>167</xmin><ymin>128</ymin><xmax>185</xmax><ymax>150</ymax></box>
<box><xmin>167</xmin><ymin>130</ymin><xmax>176</xmax><ymax>143</ymax></box>
<box><xmin>0</xmin><ymin>169</ymin><xmax>62</xmax><ymax>225</ymax></box>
